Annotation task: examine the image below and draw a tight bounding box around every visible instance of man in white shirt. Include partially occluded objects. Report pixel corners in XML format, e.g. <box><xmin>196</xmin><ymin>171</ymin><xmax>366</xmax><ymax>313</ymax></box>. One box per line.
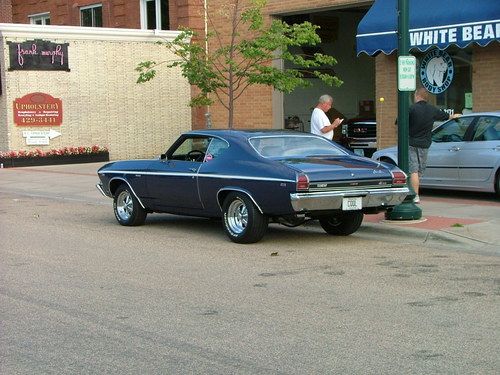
<box><xmin>310</xmin><ymin>94</ymin><xmax>343</xmax><ymax>140</ymax></box>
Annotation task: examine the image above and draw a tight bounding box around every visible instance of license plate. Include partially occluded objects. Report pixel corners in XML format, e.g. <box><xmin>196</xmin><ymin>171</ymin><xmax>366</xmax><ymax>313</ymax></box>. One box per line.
<box><xmin>342</xmin><ymin>197</ymin><xmax>362</xmax><ymax>211</ymax></box>
<box><xmin>353</xmin><ymin>148</ymin><xmax>365</xmax><ymax>156</ymax></box>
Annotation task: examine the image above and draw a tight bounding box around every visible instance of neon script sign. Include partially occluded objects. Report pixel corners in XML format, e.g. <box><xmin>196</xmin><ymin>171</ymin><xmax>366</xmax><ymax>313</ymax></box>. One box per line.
<box><xmin>8</xmin><ymin>39</ymin><xmax>69</xmax><ymax>71</ymax></box>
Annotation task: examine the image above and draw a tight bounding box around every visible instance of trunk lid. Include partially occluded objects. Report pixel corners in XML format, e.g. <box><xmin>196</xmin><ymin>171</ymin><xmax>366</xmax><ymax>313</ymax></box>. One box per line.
<box><xmin>280</xmin><ymin>155</ymin><xmax>394</xmax><ymax>189</ymax></box>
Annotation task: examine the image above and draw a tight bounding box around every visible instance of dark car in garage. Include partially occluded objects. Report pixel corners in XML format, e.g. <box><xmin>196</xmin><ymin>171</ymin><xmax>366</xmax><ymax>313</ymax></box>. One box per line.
<box><xmin>339</xmin><ymin>118</ymin><xmax>377</xmax><ymax>158</ymax></box>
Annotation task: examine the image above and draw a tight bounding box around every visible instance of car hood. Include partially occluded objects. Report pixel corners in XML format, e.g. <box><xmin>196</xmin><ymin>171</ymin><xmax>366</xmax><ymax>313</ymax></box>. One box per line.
<box><xmin>280</xmin><ymin>156</ymin><xmax>392</xmax><ymax>181</ymax></box>
<box><xmin>372</xmin><ymin>146</ymin><xmax>397</xmax><ymax>158</ymax></box>
<box><xmin>98</xmin><ymin>159</ymin><xmax>154</xmax><ymax>173</ymax></box>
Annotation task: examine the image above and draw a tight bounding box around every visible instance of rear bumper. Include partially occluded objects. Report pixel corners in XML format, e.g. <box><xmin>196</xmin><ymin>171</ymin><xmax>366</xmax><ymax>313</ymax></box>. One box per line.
<box><xmin>290</xmin><ymin>187</ymin><xmax>409</xmax><ymax>212</ymax></box>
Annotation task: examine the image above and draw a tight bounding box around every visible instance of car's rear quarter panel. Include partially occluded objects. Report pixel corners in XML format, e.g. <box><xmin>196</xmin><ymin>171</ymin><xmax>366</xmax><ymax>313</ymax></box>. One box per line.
<box><xmin>197</xmin><ymin>142</ymin><xmax>298</xmax><ymax>215</ymax></box>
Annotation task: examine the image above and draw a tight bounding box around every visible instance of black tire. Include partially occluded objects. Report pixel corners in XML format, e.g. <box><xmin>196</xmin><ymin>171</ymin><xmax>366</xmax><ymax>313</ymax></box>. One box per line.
<box><xmin>222</xmin><ymin>192</ymin><xmax>268</xmax><ymax>244</ymax></box>
<box><xmin>495</xmin><ymin>171</ymin><xmax>500</xmax><ymax>197</ymax></box>
<box><xmin>319</xmin><ymin>211</ymin><xmax>364</xmax><ymax>236</ymax></box>
<box><xmin>380</xmin><ymin>157</ymin><xmax>397</xmax><ymax>166</ymax></box>
<box><xmin>113</xmin><ymin>184</ymin><xmax>147</xmax><ymax>226</ymax></box>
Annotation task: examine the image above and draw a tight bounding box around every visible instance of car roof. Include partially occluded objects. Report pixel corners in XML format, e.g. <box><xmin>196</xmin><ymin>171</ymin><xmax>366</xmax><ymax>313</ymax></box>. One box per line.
<box><xmin>185</xmin><ymin>129</ymin><xmax>315</xmax><ymax>139</ymax></box>
<box><xmin>460</xmin><ymin>111</ymin><xmax>500</xmax><ymax>117</ymax></box>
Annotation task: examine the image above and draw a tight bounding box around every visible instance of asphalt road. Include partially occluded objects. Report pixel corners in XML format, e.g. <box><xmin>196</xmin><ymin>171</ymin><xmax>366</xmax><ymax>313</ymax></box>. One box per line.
<box><xmin>1</xmin><ymin>165</ymin><xmax>499</xmax><ymax>374</ymax></box>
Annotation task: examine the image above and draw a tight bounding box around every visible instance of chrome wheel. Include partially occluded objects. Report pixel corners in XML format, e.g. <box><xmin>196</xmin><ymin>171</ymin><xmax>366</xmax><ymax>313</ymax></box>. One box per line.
<box><xmin>113</xmin><ymin>184</ymin><xmax>147</xmax><ymax>226</ymax></box>
<box><xmin>116</xmin><ymin>190</ymin><xmax>133</xmax><ymax>221</ymax></box>
<box><xmin>222</xmin><ymin>192</ymin><xmax>268</xmax><ymax>243</ymax></box>
<box><xmin>226</xmin><ymin>198</ymin><xmax>248</xmax><ymax>234</ymax></box>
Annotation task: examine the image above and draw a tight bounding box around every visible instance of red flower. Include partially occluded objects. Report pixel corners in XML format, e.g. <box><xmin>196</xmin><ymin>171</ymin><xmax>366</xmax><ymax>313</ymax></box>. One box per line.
<box><xmin>0</xmin><ymin>145</ymin><xmax>108</xmax><ymax>159</ymax></box>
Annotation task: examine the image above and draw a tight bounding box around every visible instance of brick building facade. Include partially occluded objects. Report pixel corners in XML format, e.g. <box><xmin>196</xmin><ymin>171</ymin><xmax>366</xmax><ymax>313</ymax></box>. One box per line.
<box><xmin>0</xmin><ymin>0</ymin><xmax>12</xmax><ymax>23</ymax></box>
<box><xmin>3</xmin><ymin>0</ymin><xmax>499</xmax><ymax>149</ymax></box>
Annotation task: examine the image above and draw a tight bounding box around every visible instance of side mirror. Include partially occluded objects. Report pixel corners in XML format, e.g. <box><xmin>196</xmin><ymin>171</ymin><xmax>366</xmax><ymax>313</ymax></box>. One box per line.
<box><xmin>159</xmin><ymin>153</ymin><xmax>167</xmax><ymax>160</ymax></box>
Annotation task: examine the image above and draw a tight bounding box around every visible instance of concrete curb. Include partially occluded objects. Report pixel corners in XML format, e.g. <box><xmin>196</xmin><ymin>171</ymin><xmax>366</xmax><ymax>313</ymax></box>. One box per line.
<box><xmin>360</xmin><ymin>220</ymin><xmax>498</xmax><ymax>254</ymax></box>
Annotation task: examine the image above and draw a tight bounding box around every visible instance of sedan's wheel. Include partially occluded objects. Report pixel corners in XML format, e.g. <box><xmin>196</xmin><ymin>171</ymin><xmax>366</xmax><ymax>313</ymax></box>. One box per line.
<box><xmin>222</xmin><ymin>192</ymin><xmax>268</xmax><ymax>244</ymax></box>
<box><xmin>319</xmin><ymin>211</ymin><xmax>364</xmax><ymax>236</ymax></box>
<box><xmin>113</xmin><ymin>184</ymin><xmax>147</xmax><ymax>226</ymax></box>
<box><xmin>380</xmin><ymin>157</ymin><xmax>397</xmax><ymax>166</ymax></box>
<box><xmin>495</xmin><ymin>171</ymin><xmax>500</xmax><ymax>197</ymax></box>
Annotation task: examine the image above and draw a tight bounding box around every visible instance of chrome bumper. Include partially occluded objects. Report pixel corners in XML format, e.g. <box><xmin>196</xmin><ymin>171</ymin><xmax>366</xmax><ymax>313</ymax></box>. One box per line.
<box><xmin>96</xmin><ymin>183</ymin><xmax>112</xmax><ymax>198</ymax></box>
<box><xmin>350</xmin><ymin>141</ymin><xmax>377</xmax><ymax>149</ymax></box>
<box><xmin>290</xmin><ymin>187</ymin><xmax>409</xmax><ymax>212</ymax></box>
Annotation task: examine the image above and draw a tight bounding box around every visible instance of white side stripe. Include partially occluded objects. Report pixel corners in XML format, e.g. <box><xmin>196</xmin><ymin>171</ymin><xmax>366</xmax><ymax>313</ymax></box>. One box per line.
<box><xmin>99</xmin><ymin>170</ymin><xmax>295</xmax><ymax>183</ymax></box>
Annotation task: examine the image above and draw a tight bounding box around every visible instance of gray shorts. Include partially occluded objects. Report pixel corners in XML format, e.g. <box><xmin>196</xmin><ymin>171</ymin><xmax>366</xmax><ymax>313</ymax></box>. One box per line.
<box><xmin>409</xmin><ymin>146</ymin><xmax>429</xmax><ymax>175</ymax></box>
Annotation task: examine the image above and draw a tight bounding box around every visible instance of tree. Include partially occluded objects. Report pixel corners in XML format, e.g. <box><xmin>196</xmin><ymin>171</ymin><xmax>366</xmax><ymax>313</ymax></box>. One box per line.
<box><xmin>136</xmin><ymin>0</ymin><xmax>342</xmax><ymax>128</ymax></box>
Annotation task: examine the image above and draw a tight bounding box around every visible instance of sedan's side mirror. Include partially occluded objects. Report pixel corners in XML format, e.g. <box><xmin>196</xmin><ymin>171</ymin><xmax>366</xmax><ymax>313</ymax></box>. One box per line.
<box><xmin>159</xmin><ymin>153</ymin><xmax>167</xmax><ymax>160</ymax></box>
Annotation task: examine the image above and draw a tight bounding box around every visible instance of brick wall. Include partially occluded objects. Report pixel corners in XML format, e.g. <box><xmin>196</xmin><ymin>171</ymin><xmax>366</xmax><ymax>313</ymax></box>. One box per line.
<box><xmin>10</xmin><ymin>0</ymin><xmax>189</xmax><ymax>30</ymax></box>
<box><xmin>375</xmin><ymin>54</ymin><xmax>398</xmax><ymax>149</ymax></box>
<box><xmin>0</xmin><ymin>25</ymin><xmax>192</xmax><ymax>159</ymax></box>
<box><xmin>0</xmin><ymin>0</ymin><xmax>12</xmax><ymax>23</ymax></box>
<box><xmin>11</xmin><ymin>0</ymin><xmax>142</xmax><ymax>28</ymax></box>
<box><xmin>266</xmin><ymin>0</ymin><xmax>354</xmax><ymax>15</ymax></box>
<box><xmin>472</xmin><ymin>44</ymin><xmax>500</xmax><ymax>112</ymax></box>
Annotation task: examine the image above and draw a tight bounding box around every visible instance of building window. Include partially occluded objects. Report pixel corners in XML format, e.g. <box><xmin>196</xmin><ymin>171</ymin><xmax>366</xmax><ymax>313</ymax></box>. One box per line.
<box><xmin>29</xmin><ymin>13</ymin><xmax>50</xmax><ymax>25</ymax></box>
<box><xmin>141</xmin><ymin>0</ymin><xmax>169</xmax><ymax>30</ymax></box>
<box><xmin>80</xmin><ymin>4</ymin><xmax>103</xmax><ymax>27</ymax></box>
<box><xmin>416</xmin><ymin>47</ymin><xmax>472</xmax><ymax>114</ymax></box>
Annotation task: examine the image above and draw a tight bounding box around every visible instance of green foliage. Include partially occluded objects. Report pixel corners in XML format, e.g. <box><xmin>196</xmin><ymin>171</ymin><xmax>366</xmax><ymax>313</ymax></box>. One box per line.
<box><xmin>136</xmin><ymin>0</ymin><xmax>342</xmax><ymax>127</ymax></box>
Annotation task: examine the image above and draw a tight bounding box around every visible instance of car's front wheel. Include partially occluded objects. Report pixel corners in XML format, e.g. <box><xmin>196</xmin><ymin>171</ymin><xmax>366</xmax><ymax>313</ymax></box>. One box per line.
<box><xmin>222</xmin><ymin>192</ymin><xmax>268</xmax><ymax>244</ymax></box>
<box><xmin>319</xmin><ymin>211</ymin><xmax>364</xmax><ymax>236</ymax></box>
<box><xmin>113</xmin><ymin>184</ymin><xmax>147</xmax><ymax>226</ymax></box>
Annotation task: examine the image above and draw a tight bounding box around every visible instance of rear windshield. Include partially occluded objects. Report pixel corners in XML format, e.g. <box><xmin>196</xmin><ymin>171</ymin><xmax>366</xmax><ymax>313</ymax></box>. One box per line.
<box><xmin>249</xmin><ymin>135</ymin><xmax>346</xmax><ymax>158</ymax></box>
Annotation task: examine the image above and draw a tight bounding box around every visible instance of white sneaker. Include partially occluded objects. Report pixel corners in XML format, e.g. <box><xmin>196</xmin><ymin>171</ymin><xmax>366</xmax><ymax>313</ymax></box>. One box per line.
<box><xmin>413</xmin><ymin>194</ymin><xmax>420</xmax><ymax>204</ymax></box>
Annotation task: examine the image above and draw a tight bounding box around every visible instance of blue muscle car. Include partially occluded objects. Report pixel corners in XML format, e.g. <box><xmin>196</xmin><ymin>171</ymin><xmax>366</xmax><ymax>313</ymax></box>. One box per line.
<box><xmin>97</xmin><ymin>130</ymin><xmax>409</xmax><ymax>243</ymax></box>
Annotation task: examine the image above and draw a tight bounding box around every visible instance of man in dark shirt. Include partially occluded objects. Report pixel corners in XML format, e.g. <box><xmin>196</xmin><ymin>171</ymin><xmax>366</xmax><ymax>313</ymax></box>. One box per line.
<box><xmin>409</xmin><ymin>87</ymin><xmax>460</xmax><ymax>203</ymax></box>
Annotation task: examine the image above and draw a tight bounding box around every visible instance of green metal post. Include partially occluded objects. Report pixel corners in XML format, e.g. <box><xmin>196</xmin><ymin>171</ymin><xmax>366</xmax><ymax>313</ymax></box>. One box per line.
<box><xmin>386</xmin><ymin>0</ymin><xmax>422</xmax><ymax>220</ymax></box>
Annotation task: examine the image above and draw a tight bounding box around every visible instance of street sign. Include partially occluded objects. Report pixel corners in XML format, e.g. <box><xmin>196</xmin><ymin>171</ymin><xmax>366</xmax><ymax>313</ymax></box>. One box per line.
<box><xmin>22</xmin><ymin>129</ymin><xmax>61</xmax><ymax>145</ymax></box>
<box><xmin>398</xmin><ymin>56</ymin><xmax>416</xmax><ymax>91</ymax></box>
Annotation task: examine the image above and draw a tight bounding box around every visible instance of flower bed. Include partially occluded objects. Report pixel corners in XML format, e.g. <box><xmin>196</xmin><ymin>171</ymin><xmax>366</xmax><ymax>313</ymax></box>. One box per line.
<box><xmin>0</xmin><ymin>146</ymin><xmax>109</xmax><ymax>168</ymax></box>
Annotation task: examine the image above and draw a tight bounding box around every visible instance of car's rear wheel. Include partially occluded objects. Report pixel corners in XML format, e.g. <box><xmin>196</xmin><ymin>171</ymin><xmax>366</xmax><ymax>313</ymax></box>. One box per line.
<box><xmin>113</xmin><ymin>184</ymin><xmax>147</xmax><ymax>226</ymax></box>
<box><xmin>319</xmin><ymin>211</ymin><xmax>364</xmax><ymax>236</ymax></box>
<box><xmin>222</xmin><ymin>192</ymin><xmax>268</xmax><ymax>244</ymax></box>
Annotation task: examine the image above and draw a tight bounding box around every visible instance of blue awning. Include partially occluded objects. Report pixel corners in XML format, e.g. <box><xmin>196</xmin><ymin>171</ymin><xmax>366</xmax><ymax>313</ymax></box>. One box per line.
<box><xmin>357</xmin><ymin>0</ymin><xmax>500</xmax><ymax>56</ymax></box>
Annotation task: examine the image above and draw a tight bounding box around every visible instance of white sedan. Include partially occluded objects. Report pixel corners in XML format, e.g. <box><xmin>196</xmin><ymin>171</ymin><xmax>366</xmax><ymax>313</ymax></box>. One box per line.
<box><xmin>372</xmin><ymin>112</ymin><xmax>500</xmax><ymax>195</ymax></box>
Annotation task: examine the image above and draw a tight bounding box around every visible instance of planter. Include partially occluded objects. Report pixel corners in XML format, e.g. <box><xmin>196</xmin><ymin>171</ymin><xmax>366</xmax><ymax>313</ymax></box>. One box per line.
<box><xmin>0</xmin><ymin>152</ymin><xmax>109</xmax><ymax>168</ymax></box>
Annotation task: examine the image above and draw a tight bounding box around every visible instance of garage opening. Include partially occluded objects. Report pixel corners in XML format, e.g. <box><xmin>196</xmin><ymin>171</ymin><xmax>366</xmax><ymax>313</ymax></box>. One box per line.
<box><xmin>279</xmin><ymin>6</ymin><xmax>374</xmax><ymax>141</ymax></box>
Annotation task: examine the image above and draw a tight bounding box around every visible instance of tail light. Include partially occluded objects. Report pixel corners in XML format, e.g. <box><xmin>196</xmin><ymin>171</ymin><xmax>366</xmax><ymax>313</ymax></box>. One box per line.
<box><xmin>391</xmin><ymin>171</ymin><xmax>407</xmax><ymax>185</ymax></box>
<box><xmin>296</xmin><ymin>173</ymin><xmax>309</xmax><ymax>191</ymax></box>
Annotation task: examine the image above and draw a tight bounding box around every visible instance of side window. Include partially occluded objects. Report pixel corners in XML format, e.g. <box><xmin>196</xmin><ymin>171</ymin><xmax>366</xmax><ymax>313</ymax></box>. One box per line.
<box><xmin>472</xmin><ymin>116</ymin><xmax>500</xmax><ymax>141</ymax></box>
<box><xmin>141</xmin><ymin>0</ymin><xmax>169</xmax><ymax>30</ymax></box>
<box><xmin>205</xmin><ymin>138</ymin><xmax>229</xmax><ymax>161</ymax></box>
<box><xmin>432</xmin><ymin>117</ymin><xmax>474</xmax><ymax>143</ymax></box>
<box><xmin>171</xmin><ymin>137</ymin><xmax>210</xmax><ymax>162</ymax></box>
<box><xmin>80</xmin><ymin>4</ymin><xmax>103</xmax><ymax>27</ymax></box>
<box><xmin>30</xmin><ymin>13</ymin><xmax>51</xmax><ymax>25</ymax></box>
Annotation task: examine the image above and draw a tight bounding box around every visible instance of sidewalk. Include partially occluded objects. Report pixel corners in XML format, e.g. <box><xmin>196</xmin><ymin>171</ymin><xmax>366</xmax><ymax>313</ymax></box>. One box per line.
<box><xmin>362</xmin><ymin>194</ymin><xmax>500</xmax><ymax>255</ymax></box>
<box><xmin>1</xmin><ymin>162</ymin><xmax>499</xmax><ymax>254</ymax></box>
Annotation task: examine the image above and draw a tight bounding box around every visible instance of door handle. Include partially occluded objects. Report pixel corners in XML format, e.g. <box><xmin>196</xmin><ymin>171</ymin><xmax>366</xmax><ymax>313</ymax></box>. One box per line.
<box><xmin>449</xmin><ymin>146</ymin><xmax>460</xmax><ymax>152</ymax></box>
